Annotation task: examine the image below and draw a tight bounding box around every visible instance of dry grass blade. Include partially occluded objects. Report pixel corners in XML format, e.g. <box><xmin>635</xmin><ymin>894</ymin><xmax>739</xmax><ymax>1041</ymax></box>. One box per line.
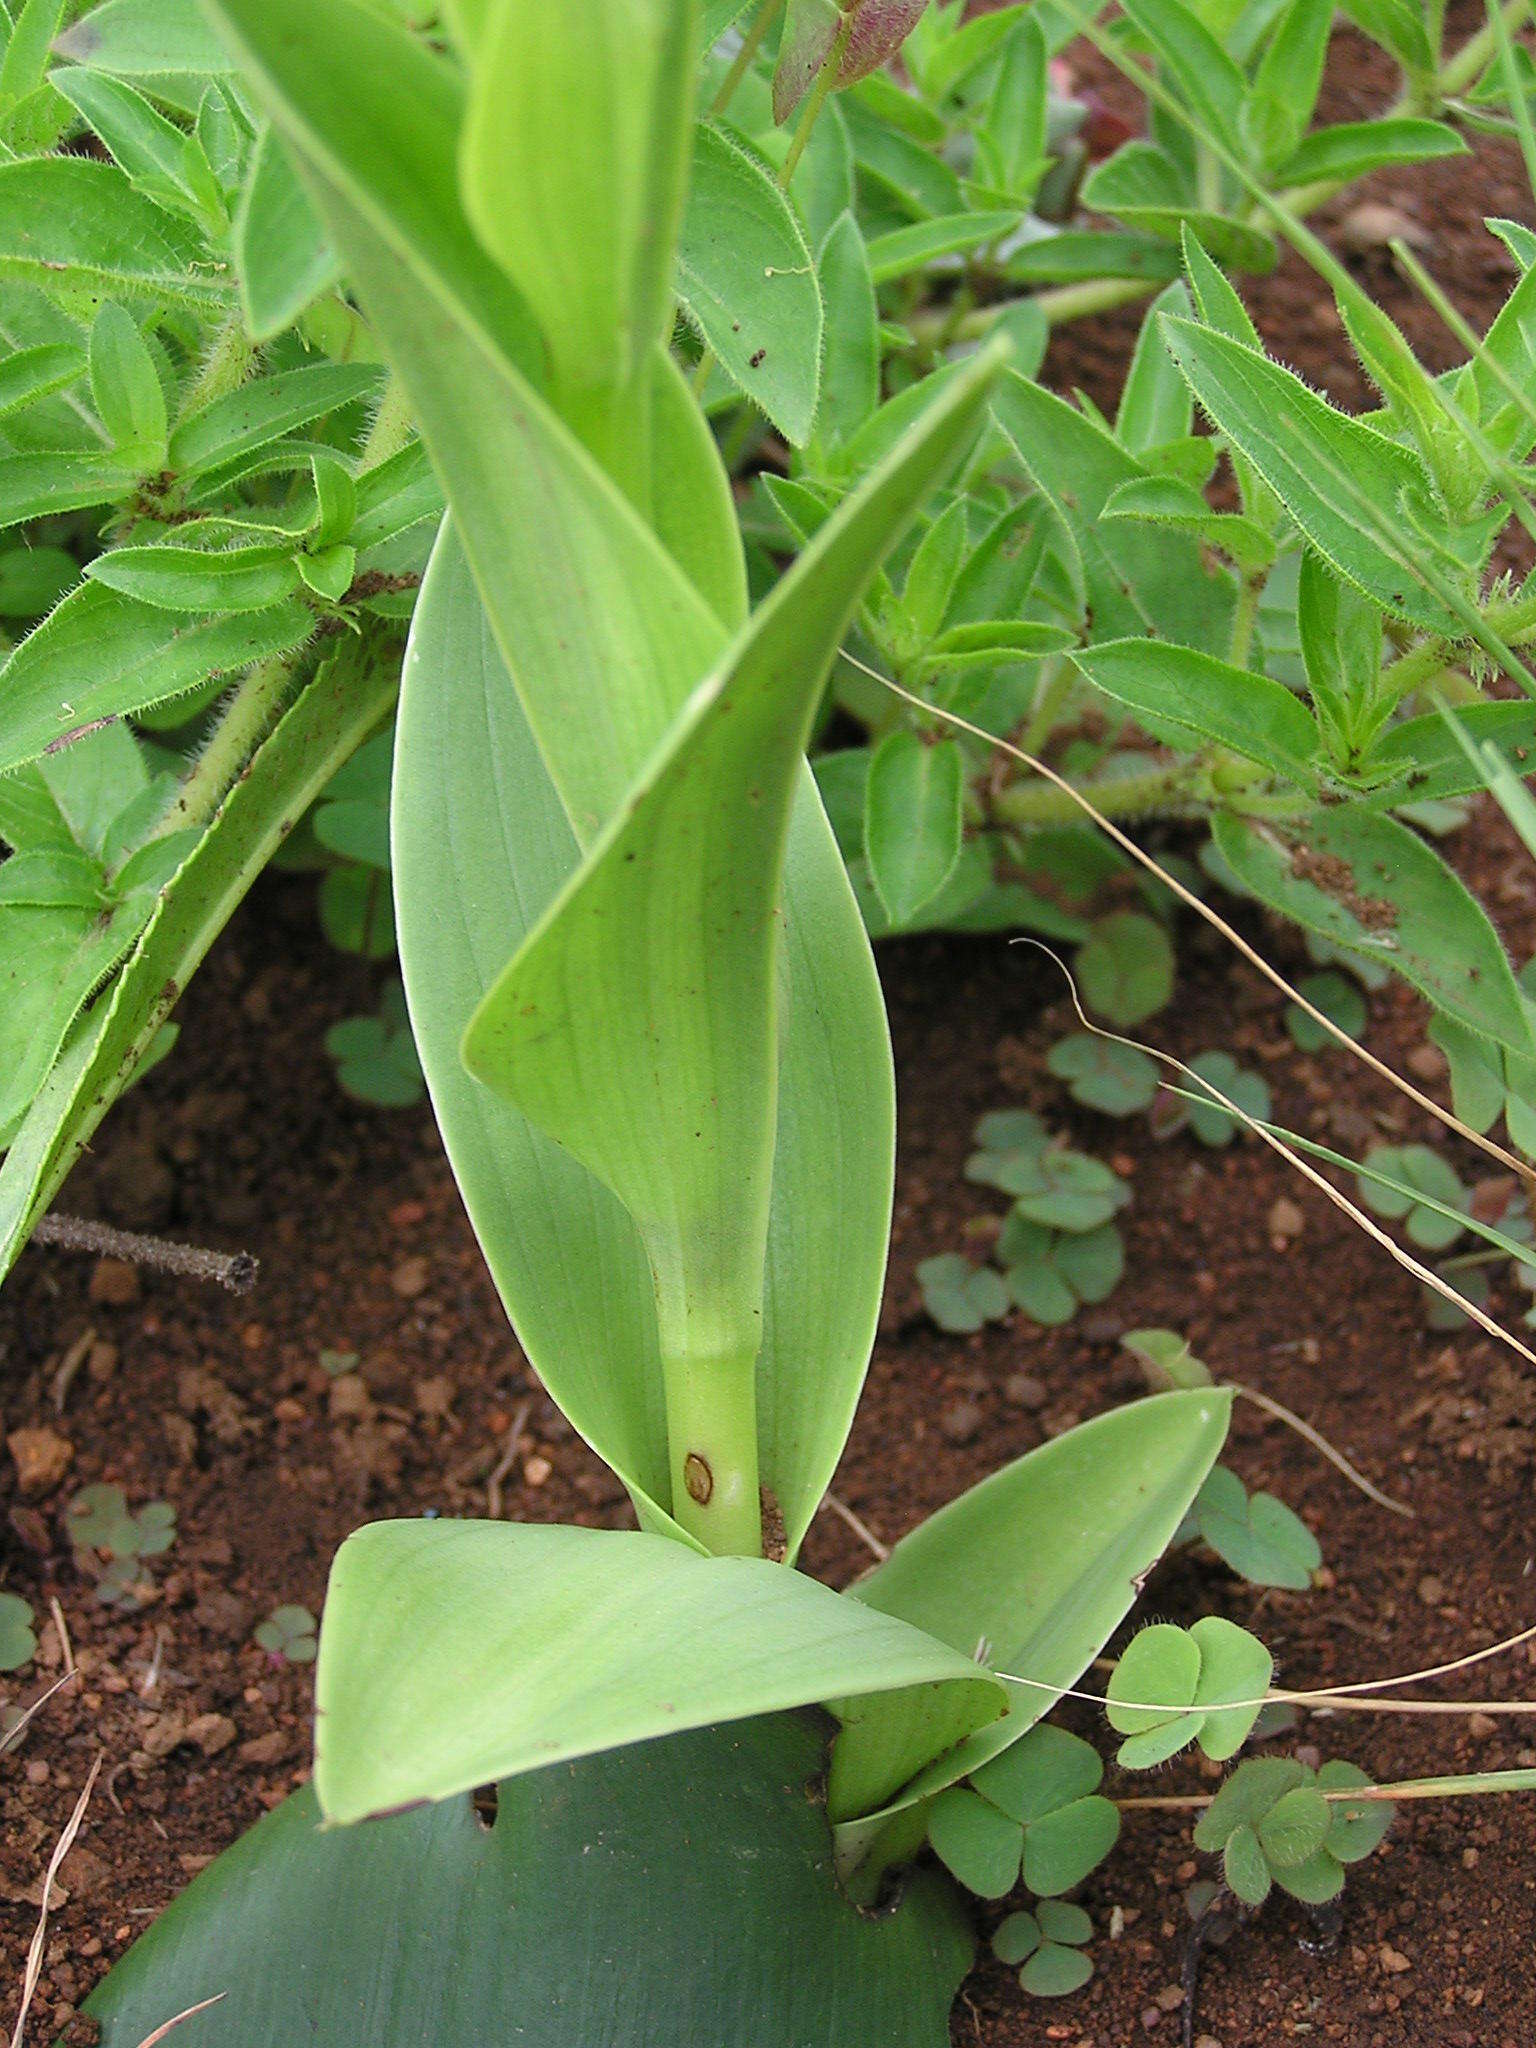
<box><xmin>1025</xmin><ymin>937</ymin><xmax>1536</xmax><ymax>1370</ymax></box>
<box><xmin>0</xmin><ymin>1669</ymin><xmax>79</xmax><ymax>1759</ymax></box>
<box><xmin>134</xmin><ymin>1993</ymin><xmax>228</xmax><ymax>2046</ymax></box>
<box><xmin>9</xmin><ymin>1753</ymin><xmax>101</xmax><ymax>2048</ymax></box>
<box><xmin>845</xmin><ymin>653</ymin><xmax>1535</xmax><ymax>1184</ymax></box>
<box><xmin>818</xmin><ymin>1488</ymin><xmax>890</xmax><ymax>1561</ymax></box>
<box><xmin>1231</xmin><ymin>1385</ymin><xmax>1413</xmax><ymax>1519</ymax></box>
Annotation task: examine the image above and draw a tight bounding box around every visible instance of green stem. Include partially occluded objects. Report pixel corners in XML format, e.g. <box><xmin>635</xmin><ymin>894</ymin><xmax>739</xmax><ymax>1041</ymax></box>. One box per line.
<box><xmin>1018</xmin><ymin>656</ymin><xmax>1075</xmax><ymax>755</ymax></box>
<box><xmin>178</xmin><ymin>314</ymin><xmax>256</xmax><ymax>423</ymax></box>
<box><xmin>709</xmin><ymin>0</ymin><xmax>783</xmax><ymax>118</ymax></box>
<box><xmin>1228</xmin><ymin>573</ymin><xmax>1263</xmax><ymax>669</ymax></box>
<box><xmin>992</xmin><ymin>758</ymin><xmax>1205</xmax><ymax>830</ymax></box>
<box><xmin>781</xmin><ymin>9</ymin><xmax>855</xmax><ymax>186</ymax></box>
<box><xmin>147</xmin><ymin>655</ymin><xmax>302</xmax><ymax>845</ymax></box>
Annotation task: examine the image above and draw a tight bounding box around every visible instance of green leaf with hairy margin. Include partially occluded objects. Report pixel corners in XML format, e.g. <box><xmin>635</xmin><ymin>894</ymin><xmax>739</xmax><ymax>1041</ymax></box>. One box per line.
<box><xmin>0</xmin><ymin>450</ymin><xmax>138</xmax><ymax>533</ymax></box>
<box><xmin>831</xmin><ymin>1390</ymin><xmax>1231</xmax><ymax>1859</ymax></box>
<box><xmin>1274</xmin><ymin>116</ymin><xmax>1467</xmax><ymax>187</ymax></box>
<box><xmin>78</xmin><ymin>1717</ymin><xmax>972</xmax><ymax>2048</ymax></box>
<box><xmin>864</xmin><ymin>730</ymin><xmax>964</xmax><ymax>924</ymax></box>
<box><xmin>1159</xmin><ymin>316</ymin><xmax>1459</xmax><ymax>632</ymax></box>
<box><xmin>315</xmin><ymin>1521</ymin><xmax>1003</xmax><ymax>1824</ymax></box>
<box><xmin>168</xmin><ymin>363</ymin><xmax>384</xmax><ymax>475</ymax></box>
<box><xmin>678</xmin><ymin>122</ymin><xmax>823</xmax><ymax>446</ymax></box>
<box><xmin>991</xmin><ymin>369</ymin><xmax>1235</xmax><ymax>653</ymax></box>
<box><xmin>0</xmin><ymin>159</ymin><xmax>227</xmax><ymax>313</ymax></box>
<box><xmin>1073</xmin><ymin>639</ymin><xmax>1317</xmax><ymax>784</ymax></box>
<box><xmin>1214</xmin><ymin>807</ymin><xmax>1536</xmax><ymax>1058</ymax></box>
<box><xmin>86</xmin><ymin>543</ymin><xmax>303</xmax><ymax>613</ymax></box>
<box><xmin>0</xmin><ymin>583</ymin><xmax>311</xmax><ymax>775</ymax></box>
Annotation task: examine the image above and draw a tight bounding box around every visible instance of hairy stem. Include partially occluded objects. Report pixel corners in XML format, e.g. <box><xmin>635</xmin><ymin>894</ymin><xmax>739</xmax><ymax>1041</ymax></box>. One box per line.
<box><xmin>146</xmin><ymin>655</ymin><xmax>303</xmax><ymax>846</ymax></box>
<box><xmin>992</xmin><ymin>758</ymin><xmax>1206</xmax><ymax>830</ymax></box>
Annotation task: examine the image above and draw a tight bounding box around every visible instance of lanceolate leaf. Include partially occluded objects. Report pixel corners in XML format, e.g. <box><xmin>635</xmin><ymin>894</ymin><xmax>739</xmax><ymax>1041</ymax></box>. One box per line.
<box><xmin>678</xmin><ymin>122</ymin><xmax>824</xmax><ymax>446</ymax></box>
<box><xmin>0</xmin><ymin>159</ymin><xmax>228</xmax><ymax>312</ymax></box>
<box><xmin>460</xmin><ymin>352</ymin><xmax>1000</xmax><ymax>1542</ymax></box>
<box><xmin>864</xmin><ymin>730</ymin><xmax>964</xmax><ymax>924</ymax></box>
<box><xmin>235</xmin><ymin>125</ymin><xmax>341</xmax><ymax>339</ymax></box>
<box><xmin>1073</xmin><ymin>640</ymin><xmax>1318</xmax><ymax>785</ymax></box>
<box><xmin>1214</xmin><ymin>808</ymin><xmax>1536</xmax><ymax>1059</ymax></box>
<box><xmin>832</xmin><ymin>1390</ymin><xmax>1231</xmax><ymax>1860</ymax></box>
<box><xmin>78</xmin><ymin>1718</ymin><xmax>973</xmax><ymax>2048</ymax></box>
<box><xmin>0</xmin><ymin>583</ymin><xmax>312</xmax><ymax>775</ymax></box>
<box><xmin>314</xmin><ymin>1520</ymin><xmax>1003</xmax><ymax>1823</ymax></box>
<box><xmin>991</xmin><ymin>370</ymin><xmax>1235</xmax><ymax>654</ymax></box>
<box><xmin>1159</xmin><ymin>316</ymin><xmax>1460</xmax><ymax>632</ymax></box>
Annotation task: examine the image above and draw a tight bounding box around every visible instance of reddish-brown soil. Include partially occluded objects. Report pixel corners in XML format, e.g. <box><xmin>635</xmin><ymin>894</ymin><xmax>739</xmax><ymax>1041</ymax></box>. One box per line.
<box><xmin>6</xmin><ymin>8</ymin><xmax>1536</xmax><ymax>2046</ymax></box>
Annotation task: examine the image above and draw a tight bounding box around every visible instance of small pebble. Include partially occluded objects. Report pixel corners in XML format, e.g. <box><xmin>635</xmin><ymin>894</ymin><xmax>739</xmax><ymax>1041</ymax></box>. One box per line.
<box><xmin>88</xmin><ymin>1257</ymin><xmax>139</xmax><ymax>1307</ymax></box>
<box><xmin>939</xmin><ymin>1399</ymin><xmax>983</xmax><ymax>1445</ymax></box>
<box><xmin>1004</xmin><ymin>1373</ymin><xmax>1047</xmax><ymax>1410</ymax></box>
<box><xmin>7</xmin><ymin>1425</ymin><xmax>74</xmax><ymax>1498</ymax></box>
<box><xmin>1417</xmin><ymin>1573</ymin><xmax>1445</xmax><ymax>1606</ymax></box>
<box><xmin>524</xmin><ymin>1455</ymin><xmax>552</xmax><ymax>1487</ymax></box>
<box><xmin>1379</xmin><ymin>1944</ymin><xmax>1412</xmax><ymax>1975</ymax></box>
<box><xmin>391</xmin><ymin>1255</ymin><xmax>430</xmax><ymax>1299</ymax></box>
<box><xmin>1468</xmin><ymin>1711</ymin><xmax>1498</xmax><ymax>1741</ymax></box>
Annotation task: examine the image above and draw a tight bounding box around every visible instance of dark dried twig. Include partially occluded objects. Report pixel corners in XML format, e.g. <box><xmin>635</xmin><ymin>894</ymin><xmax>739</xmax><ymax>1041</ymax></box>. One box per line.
<box><xmin>32</xmin><ymin>1216</ymin><xmax>257</xmax><ymax>1294</ymax></box>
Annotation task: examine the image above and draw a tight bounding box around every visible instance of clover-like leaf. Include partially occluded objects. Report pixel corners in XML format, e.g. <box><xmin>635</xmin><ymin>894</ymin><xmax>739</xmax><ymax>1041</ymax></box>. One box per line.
<box><xmin>1024</xmin><ymin>1901</ymin><xmax>1094</xmax><ymax>1996</ymax></box>
<box><xmin>1120</xmin><ymin>1327</ymin><xmax>1214</xmax><ymax>1392</ymax></box>
<box><xmin>927</xmin><ymin>1785</ymin><xmax>1023</xmax><ymax>1898</ymax></box>
<box><xmin>971</xmin><ymin>1725</ymin><xmax>1121</xmax><ymax>1897</ymax></box>
<box><xmin>1256</xmin><ymin>1783</ymin><xmax>1331</xmax><ymax>1870</ymax></box>
<box><xmin>1318</xmin><ymin>1760</ymin><xmax>1395</xmax><ymax>1864</ymax></box>
<box><xmin>917</xmin><ymin>1253</ymin><xmax>1010</xmax><ymax>1335</ymax></box>
<box><xmin>0</xmin><ymin>1593</ymin><xmax>38</xmax><ymax>1672</ymax></box>
<box><xmin>66</xmin><ymin>1483</ymin><xmax>176</xmax><ymax>1561</ymax></box>
<box><xmin>1107</xmin><ymin>1616</ymin><xmax>1272</xmax><ymax>1768</ymax></box>
<box><xmin>1046</xmin><ymin>1033</ymin><xmax>1160</xmax><ymax>1116</ymax></box>
<box><xmin>325</xmin><ymin>982</ymin><xmax>424</xmax><ymax>1109</ymax></box>
<box><xmin>1357</xmin><ymin>1143</ymin><xmax>1469</xmax><ymax>1252</ymax></box>
<box><xmin>990</xmin><ymin>1910</ymin><xmax>1041</xmax><ymax>1966</ymax></box>
<box><xmin>964</xmin><ymin>1108</ymin><xmax>1050</xmax><ymax>1190</ymax></box>
<box><xmin>1074</xmin><ymin>910</ymin><xmax>1175</xmax><ymax>1027</ymax></box>
<box><xmin>1223</xmin><ymin>1821</ymin><xmax>1271</xmax><ymax>1906</ymax></box>
<box><xmin>1285</xmin><ymin>970</ymin><xmax>1367</xmax><ymax>1052</ymax></box>
<box><xmin>256</xmin><ymin>1604</ymin><xmax>319</xmax><ymax>1665</ymax></box>
<box><xmin>999</xmin><ymin>1214</ymin><xmax>1124</xmax><ymax>1326</ymax></box>
<box><xmin>993</xmin><ymin>1150</ymin><xmax>1130</xmax><ymax>1233</ymax></box>
<box><xmin>1181</xmin><ymin>1051</ymin><xmax>1272</xmax><ymax>1147</ymax></box>
<box><xmin>1191</xmin><ymin>1467</ymin><xmax>1322</xmax><ymax>1592</ymax></box>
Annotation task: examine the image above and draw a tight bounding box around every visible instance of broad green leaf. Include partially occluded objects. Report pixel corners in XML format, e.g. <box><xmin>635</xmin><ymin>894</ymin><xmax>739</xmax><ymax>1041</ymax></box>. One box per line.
<box><xmin>0</xmin><ymin>159</ymin><xmax>227</xmax><ymax>313</ymax></box>
<box><xmin>0</xmin><ymin>894</ymin><xmax>148</xmax><ymax>1133</ymax></box>
<box><xmin>864</xmin><ymin>730</ymin><xmax>964</xmax><ymax>924</ymax></box>
<box><xmin>314</xmin><ymin>1520</ymin><xmax>1004</xmax><ymax>1822</ymax></box>
<box><xmin>460</xmin><ymin>354</ymin><xmax>1000</xmax><ymax>1547</ymax></box>
<box><xmin>833</xmin><ymin>1389</ymin><xmax>1231</xmax><ymax>1855</ymax></box>
<box><xmin>678</xmin><ymin>122</ymin><xmax>823</xmax><ymax>446</ymax></box>
<box><xmin>1120</xmin><ymin>0</ymin><xmax>1245</xmax><ymax>151</ymax></box>
<box><xmin>1337</xmin><ymin>0</ymin><xmax>1433</xmax><ymax>71</ymax></box>
<box><xmin>1244</xmin><ymin>0</ymin><xmax>1331</xmax><ymax>167</ymax></box>
<box><xmin>0</xmin><ymin>639</ymin><xmax>395</xmax><ymax>1283</ymax></box>
<box><xmin>1213</xmin><ymin>807</ymin><xmax>1536</xmax><ymax>1060</ymax></box>
<box><xmin>86</xmin><ymin>543</ymin><xmax>303</xmax><ymax>613</ymax></box>
<box><xmin>1073</xmin><ymin>639</ymin><xmax>1317</xmax><ymax>784</ymax></box>
<box><xmin>1082</xmin><ymin>144</ymin><xmax>1275</xmax><ymax>271</ymax></box>
<box><xmin>1365</xmin><ymin>701</ymin><xmax>1536</xmax><ymax>801</ymax></box>
<box><xmin>1159</xmin><ymin>316</ymin><xmax>1459</xmax><ymax>632</ymax></box>
<box><xmin>168</xmin><ymin>364</ymin><xmax>384</xmax><ymax>475</ymax></box>
<box><xmin>1194</xmin><ymin>1467</ymin><xmax>1322</xmax><ymax>1591</ymax></box>
<box><xmin>393</xmin><ymin>534</ymin><xmax>885</xmax><ymax>1556</ymax></box>
<box><xmin>992</xmin><ymin>369</ymin><xmax>1235</xmax><ymax>653</ymax></box>
<box><xmin>79</xmin><ymin>1718</ymin><xmax>973</xmax><ymax>2048</ymax></box>
<box><xmin>0</xmin><ymin>582</ymin><xmax>311</xmax><ymax>775</ymax></box>
<box><xmin>1275</xmin><ymin>116</ymin><xmax>1467</xmax><ymax>187</ymax></box>
<box><xmin>235</xmin><ymin>125</ymin><xmax>340</xmax><ymax>339</ymax></box>
<box><xmin>1116</xmin><ymin>284</ymin><xmax>1193</xmax><ymax>452</ymax></box>
<box><xmin>459</xmin><ymin>0</ymin><xmax>695</xmax><ymax>409</ymax></box>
